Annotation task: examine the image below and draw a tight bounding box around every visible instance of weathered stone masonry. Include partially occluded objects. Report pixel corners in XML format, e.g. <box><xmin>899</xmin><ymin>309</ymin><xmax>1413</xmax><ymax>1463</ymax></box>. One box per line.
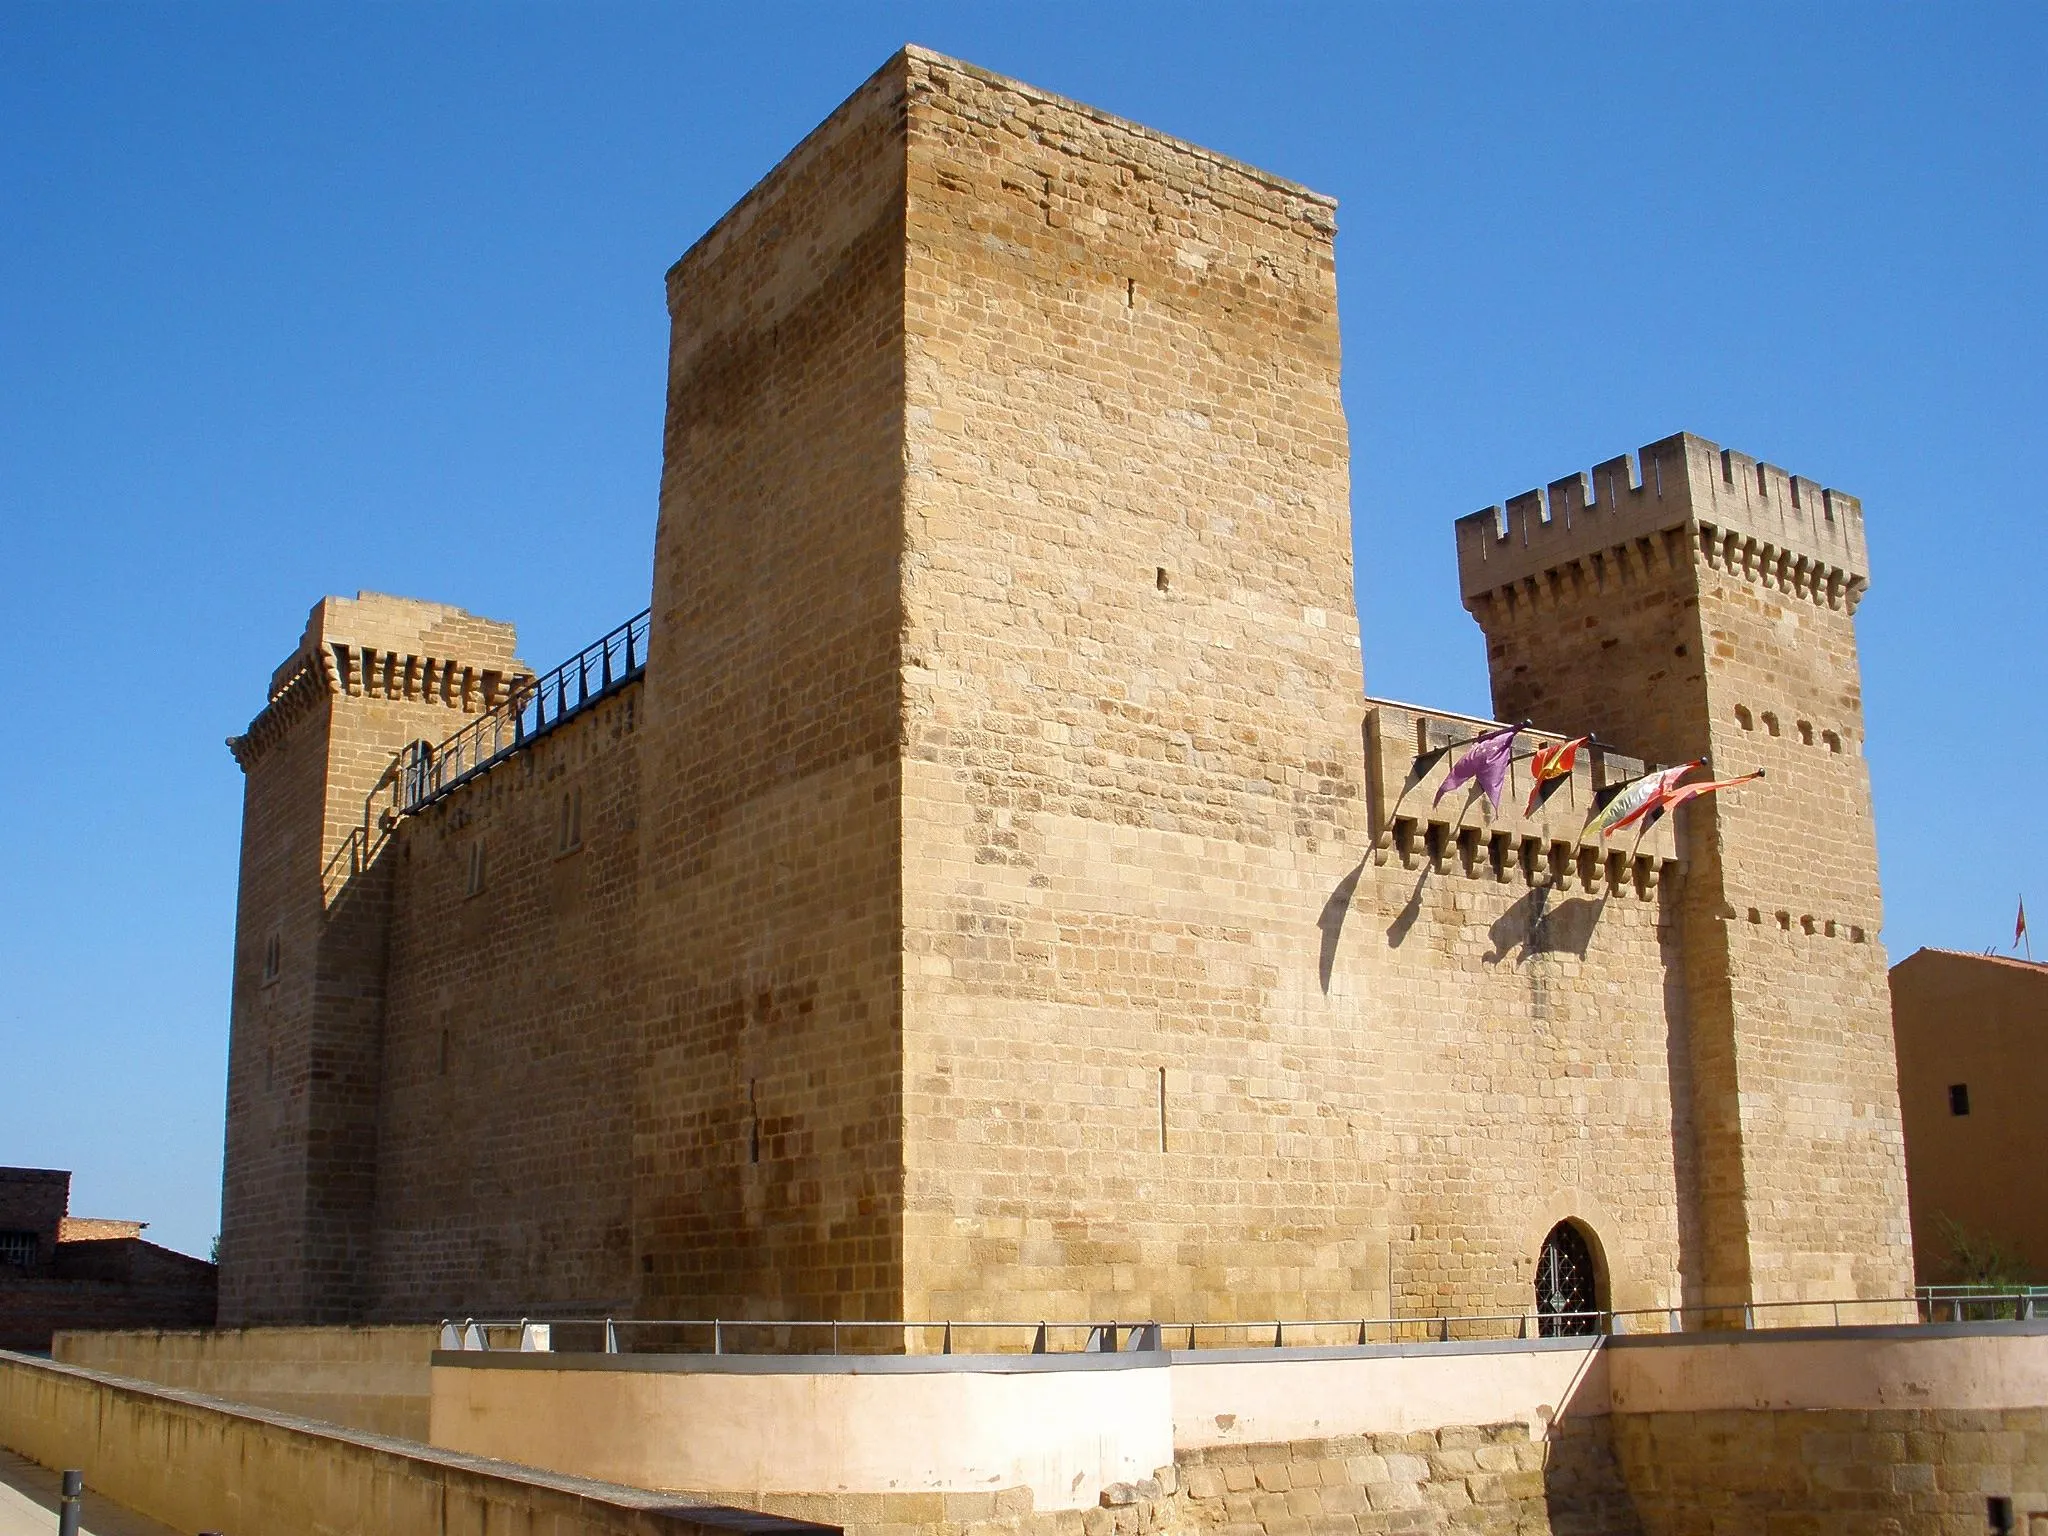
<box><xmin>218</xmin><ymin>48</ymin><xmax>1912</xmax><ymax>1329</ymax></box>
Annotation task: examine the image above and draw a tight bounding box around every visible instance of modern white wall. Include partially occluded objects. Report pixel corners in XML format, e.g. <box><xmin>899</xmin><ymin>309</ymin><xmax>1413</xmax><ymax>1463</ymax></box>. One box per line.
<box><xmin>430</xmin><ymin>1356</ymin><xmax>1173</xmax><ymax>1512</ymax></box>
<box><xmin>1170</xmin><ymin>1343</ymin><xmax>1606</xmax><ymax>1449</ymax></box>
<box><xmin>1606</xmin><ymin>1329</ymin><xmax>2048</xmax><ymax>1413</ymax></box>
<box><xmin>427</xmin><ymin>1326</ymin><xmax>2048</xmax><ymax>1507</ymax></box>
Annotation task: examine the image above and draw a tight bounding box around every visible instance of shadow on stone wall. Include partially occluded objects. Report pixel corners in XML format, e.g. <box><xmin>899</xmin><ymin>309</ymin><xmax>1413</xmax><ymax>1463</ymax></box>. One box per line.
<box><xmin>1542</xmin><ymin>1417</ymin><xmax>1645</xmax><ymax>1535</ymax></box>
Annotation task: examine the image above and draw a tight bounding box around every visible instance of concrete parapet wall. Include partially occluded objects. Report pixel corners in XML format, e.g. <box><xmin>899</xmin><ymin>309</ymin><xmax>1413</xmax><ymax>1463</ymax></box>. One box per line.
<box><xmin>428</xmin><ymin>1325</ymin><xmax>2048</xmax><ymax>1532</ymax></box>
<box><xmin>53</xmin><ymin>1323</ymin><xmax>434</xmax><ymax>1438</ymax></box>
<box><xmin>1172</xmin><ymin>1340</ymin><xmax>1603</xmax><ymax>1453</ymax></box>
<box><xmin>431</xmin><ymin>1351</ymin><xmax>1175</xmax><ymax>1513</ymax></box>
<box><xmin>0</xmin><ymin>1348</ymin><xmax>834</xmax><ymax>1536</ymax></box>
<box><xmin>1607</xmin><ymin>1324</ymin><xmax>2048</xmax><ymax>1415</ymax></box>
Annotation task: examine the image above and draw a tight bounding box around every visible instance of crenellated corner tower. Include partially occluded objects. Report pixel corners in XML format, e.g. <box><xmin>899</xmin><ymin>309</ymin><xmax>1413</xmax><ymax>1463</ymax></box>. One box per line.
<box><xmin>1456</xmin><ymin>432</ymin><xmax>1910</xmax><ymax>1310</ymax></box>
<box><xmin>219</xmin><ymin>593</ymin><xmax>525</xmax><ymax>1324</ymax></box>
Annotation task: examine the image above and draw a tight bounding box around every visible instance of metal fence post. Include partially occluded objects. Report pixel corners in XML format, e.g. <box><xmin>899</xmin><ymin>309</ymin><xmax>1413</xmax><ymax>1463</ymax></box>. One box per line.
<box><xmin>58</xmin><ymin>1470</ymin><xmax>82</xmax><ymax>1536</ymax></box>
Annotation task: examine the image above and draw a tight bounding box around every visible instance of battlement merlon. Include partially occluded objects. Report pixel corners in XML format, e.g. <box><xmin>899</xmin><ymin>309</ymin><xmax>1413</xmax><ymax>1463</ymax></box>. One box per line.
<box><xmin>228</xmin><ymin>592</ymin><xmax>530</xmax><ymax>771</ymax></box>
<box><xmin>1454</xmin><ymin>432</ymin><xmax>1871</xmax><ymax>615</ymax></box>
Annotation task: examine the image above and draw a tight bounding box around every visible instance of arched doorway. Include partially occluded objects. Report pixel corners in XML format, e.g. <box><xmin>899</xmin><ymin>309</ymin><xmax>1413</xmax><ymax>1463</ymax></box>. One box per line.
<box><xmin>1535</xmin><ymin>1221</ymin><xmax>1601</xmax><ymax>1336</ymax></box>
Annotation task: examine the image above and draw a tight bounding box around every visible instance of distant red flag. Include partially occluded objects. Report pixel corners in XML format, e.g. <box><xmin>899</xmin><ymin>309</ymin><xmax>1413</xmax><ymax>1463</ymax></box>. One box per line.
<box><xmin>2018</xmin><ymin>898</ymin><xmax>2029</xmax><ymax>949</ymax></box>
<box><xmin>1523</xmin><ymin>735</ymin><xmax>1589</xmax><ymax>816</ymax></box>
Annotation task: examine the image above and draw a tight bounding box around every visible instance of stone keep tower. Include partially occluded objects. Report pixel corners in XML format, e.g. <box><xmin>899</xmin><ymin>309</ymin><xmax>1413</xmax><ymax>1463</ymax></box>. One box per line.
<box><xmin>220</xmin><ymin>594</ymin><xmax>523</xmax><ymax>1324</ymax></box>
<box><xmin>1455</xmin><ymin>433</ymin><xmax>1912</xmax><ymax>1308</ymax></box>
<box><xmin>631</xmin><ymin>47</ymin><xmax>1366</xmax><ymax>1325</ymax></box>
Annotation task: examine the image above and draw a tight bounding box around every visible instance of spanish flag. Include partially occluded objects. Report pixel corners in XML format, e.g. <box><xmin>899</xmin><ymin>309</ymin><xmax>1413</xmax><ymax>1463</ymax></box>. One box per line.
<box><xmin>1523</xmin><ymin>734</ymin><xmax>1589</xmax><ymax>816</ymax></box>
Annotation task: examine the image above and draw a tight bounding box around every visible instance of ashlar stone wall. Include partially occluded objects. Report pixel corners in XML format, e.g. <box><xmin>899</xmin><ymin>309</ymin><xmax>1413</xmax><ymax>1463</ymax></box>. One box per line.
<box><xmin>221</xmin><ymin>594</ymin><xmax>525</xmax><ymax>1325</ymax></box>
<box><xmin>374</xmin><ymin>687</ymin><xmax>643</xmax><ymax>1319</ymax></box>
<box><xmin>630</xmin><ymin>52</ymin><xmax>912</xmax><ymax>1323</ymax></box>
<box><xmin>896</xmin><ymin>49</ymin><xmax>1374</xmax><ymax>1327</ymax></box>
<box><xmin>1458</xmin><ymin>435</ymin><xmax>1910</xmax><ymax>1313</ymax></box>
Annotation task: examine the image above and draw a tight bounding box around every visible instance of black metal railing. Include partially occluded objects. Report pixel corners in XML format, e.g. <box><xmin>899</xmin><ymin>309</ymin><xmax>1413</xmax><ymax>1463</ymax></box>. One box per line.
<box><xmin>435</xmin><ymin>1292</ymin><xmax>2048</xmax><ymax>1359</ymax></box>
<box><xmin>400</xmin><ymin>608</ymin><xmax>650</xmax><ymax>814</ymax></box>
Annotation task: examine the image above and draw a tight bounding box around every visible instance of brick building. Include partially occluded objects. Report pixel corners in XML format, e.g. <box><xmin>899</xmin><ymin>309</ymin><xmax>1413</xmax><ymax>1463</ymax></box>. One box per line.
<box><xmin>216</xmin><ymin>48</ymin><xmax>1911</xmax><ymax>1330</ymax></box>
<box><xmin>0</xmin><ymin>1168</ymin><xmax>216</xmax><ymax>1352</ymax></box>
<box><xmin>1890</xmin><ymin>947</ymin><xmax>2048</xmax><ymax>1284</ymax></box>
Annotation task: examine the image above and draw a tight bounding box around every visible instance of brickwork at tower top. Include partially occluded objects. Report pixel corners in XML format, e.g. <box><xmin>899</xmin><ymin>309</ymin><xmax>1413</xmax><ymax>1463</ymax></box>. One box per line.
<box><xmin>1454</xmin><ymin>431</ymin><xmax>1869</xmax><ymax>616</ymax></box>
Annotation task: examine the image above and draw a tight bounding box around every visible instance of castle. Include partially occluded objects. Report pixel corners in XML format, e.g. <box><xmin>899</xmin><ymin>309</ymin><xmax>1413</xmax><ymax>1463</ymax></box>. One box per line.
<box><xmin>217</xmin><ymin>47</ymin><xmax>1909</xmax><ymax>1332</ymax></box>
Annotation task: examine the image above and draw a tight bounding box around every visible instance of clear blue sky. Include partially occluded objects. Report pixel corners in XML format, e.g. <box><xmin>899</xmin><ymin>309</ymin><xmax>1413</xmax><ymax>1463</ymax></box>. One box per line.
<box><xmin>3</xmin><ymin>5</ymin><xmax>2042</xmax><ymax>1259</ymax></box>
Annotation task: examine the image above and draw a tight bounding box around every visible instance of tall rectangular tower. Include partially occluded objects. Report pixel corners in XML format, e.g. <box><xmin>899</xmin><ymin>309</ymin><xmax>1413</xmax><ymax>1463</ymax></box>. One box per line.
<box><xmin>1456</xmin><ymin>434</ymin><xmax>1911</xmax><ymax>1308</ymax></box>
<box><xmin>631</xmin><ymin>48</ymin><xmax>1372</xmax><ymax>1325</ymax></box>
<box><xmin>894</xmin><ymin>56</ymin><xmax>1368</xmax><ymax>1324</ymax></box>
<box><xmin>220</xmin><ymin>594</ymin><xmax>522</xmax><ymax>1323</ymax></box>
<box><xmin>632</xmin><ymin>54</ymin><xmax>913</xmax><ymax>1321</ymax></box>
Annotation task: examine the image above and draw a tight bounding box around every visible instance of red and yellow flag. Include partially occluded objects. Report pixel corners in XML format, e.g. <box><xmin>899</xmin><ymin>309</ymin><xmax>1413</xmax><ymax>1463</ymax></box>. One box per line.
<box><xmin>1523</xmin><ymin>734</ymin><xmax>1589</xmax><ymax>816</ymax></box>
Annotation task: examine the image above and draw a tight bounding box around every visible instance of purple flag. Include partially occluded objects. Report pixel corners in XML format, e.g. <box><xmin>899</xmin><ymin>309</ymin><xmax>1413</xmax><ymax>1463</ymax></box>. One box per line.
<box><xmin>1433</xmin><ymin>724</ymin><xmax>1523</xmax><ymax>811</ymax></box>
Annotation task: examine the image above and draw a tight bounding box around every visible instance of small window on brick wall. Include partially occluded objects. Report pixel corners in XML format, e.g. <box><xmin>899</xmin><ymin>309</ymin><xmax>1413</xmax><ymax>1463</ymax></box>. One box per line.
<box><xmin>557</xmin><ymin>788</ymin><xmax>583</xmax><ymax>854</ymax></box>
<box><xmin>262</xmin><ymin>930</ymin><xmax>281</xmax><ymax>985</ymax></box>
<box><xmin>466</xmin><ymin>840</ymin><xmax>486</xmax><ymax>898</ymax></box>
<box><xmin>1761</xmin><ymin>712</ymin><xmax>1781</xmax><ymax>737</ymax></box>
<box><xmin>1735</xmin><ymin>706</ymin><xmax>1754</xmax><ymax>731</ymax></box>
<box><xmin>1949</xmin><ymin>1083</ymin><xmax>1971</xmax><ymax>1116</ymax></box>
<box><xmin>0</xmin><ymin>1231</ymin><xmax>37</xmax><ymax>1269</ymax></box>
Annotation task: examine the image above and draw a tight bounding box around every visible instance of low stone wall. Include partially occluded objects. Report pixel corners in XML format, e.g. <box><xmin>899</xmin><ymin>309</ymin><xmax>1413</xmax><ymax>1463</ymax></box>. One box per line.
<box><xmin>1611</xmin><ymin>1407</ymin><xmax>2048</xmax><ymax>1534</ymax></box>
<box><xmin>31</xmin><ymin>1323</ymin><xmax>2048</xmax><ymax>1535</ymax></box>
<box><xmin>53</xmin><ymin>1323</ymin><xmax>434</xmax><ymax>1437</ymax></box>
<box><xmin>1176</xmin><ymin>1421</ymin><xmax>1640</xmax><ymax>1536</ymax></box>
<box><xmin>0</xmin><ymin>1348</ymin><xmax>833</xmax><ymax>1536</ymax></box>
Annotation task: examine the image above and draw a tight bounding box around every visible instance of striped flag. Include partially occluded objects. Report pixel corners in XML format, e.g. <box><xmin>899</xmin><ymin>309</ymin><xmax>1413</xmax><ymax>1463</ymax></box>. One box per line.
<box><xmin>1586</xmin><ymin>761</ymin><xmax>1704</xmax><ymax>840</ymax></box>
<box><xmin>1643</xmin><ymin>768</ymin><xmax>1765</xmax><ymax>828</ymax></box>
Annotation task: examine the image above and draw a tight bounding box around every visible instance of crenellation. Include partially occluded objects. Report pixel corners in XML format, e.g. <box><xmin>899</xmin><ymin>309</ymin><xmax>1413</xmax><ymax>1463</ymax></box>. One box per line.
<box><xmin>1459</xmin><ymin>434</ymin><xmax>1869</xmax><ymax>621</ymax></box>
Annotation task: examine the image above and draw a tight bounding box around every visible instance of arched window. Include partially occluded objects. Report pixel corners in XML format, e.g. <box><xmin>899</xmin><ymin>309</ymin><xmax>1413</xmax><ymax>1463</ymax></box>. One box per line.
<box><xmin>1535</xmin><ymin>1221</ymin><xmax>1601</xmax><ymax>1336</ymax></box>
